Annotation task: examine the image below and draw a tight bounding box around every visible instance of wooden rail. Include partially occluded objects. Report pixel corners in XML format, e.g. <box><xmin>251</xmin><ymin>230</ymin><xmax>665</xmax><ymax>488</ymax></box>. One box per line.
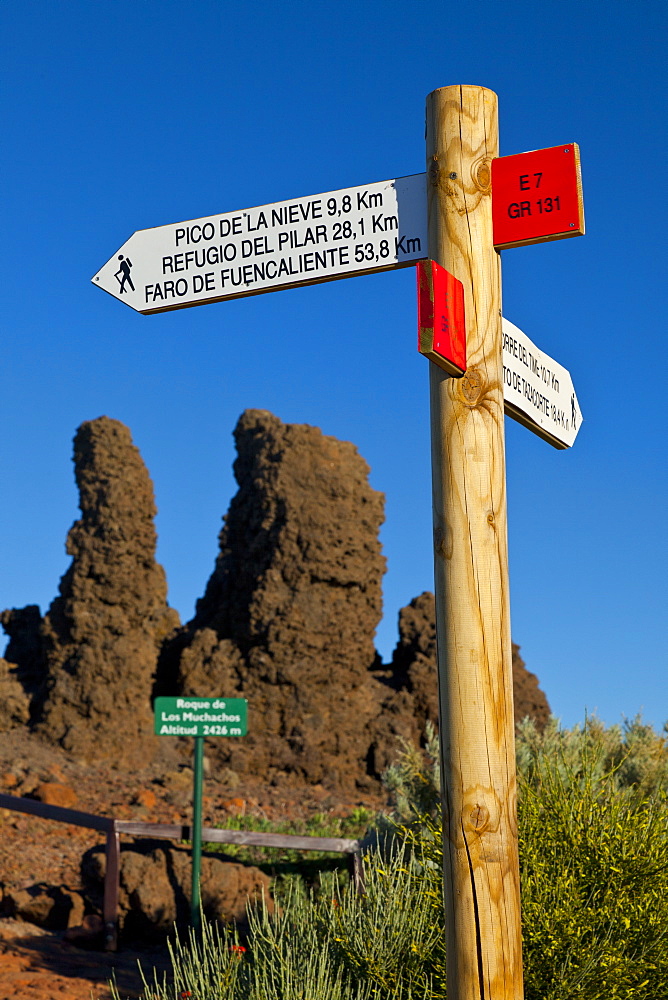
<box><xmin>0</xmin><ymin>793</ymin><xmax>362</xmax><ymax>951</ymax></box>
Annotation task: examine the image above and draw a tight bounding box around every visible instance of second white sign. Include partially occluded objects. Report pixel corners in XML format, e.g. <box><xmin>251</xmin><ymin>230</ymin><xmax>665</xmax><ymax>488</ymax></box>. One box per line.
<box><xmin>503</xmin><ymin>318</ymin><xmax>582</xmax><ymax>449</ymax></box>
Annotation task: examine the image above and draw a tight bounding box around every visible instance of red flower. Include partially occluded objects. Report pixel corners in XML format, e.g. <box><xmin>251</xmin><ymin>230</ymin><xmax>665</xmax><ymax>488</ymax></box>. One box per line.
<box><xmin>229</xmin><ymin>944</ymin><xmax>247</xmax><ymax>956</ymax></box>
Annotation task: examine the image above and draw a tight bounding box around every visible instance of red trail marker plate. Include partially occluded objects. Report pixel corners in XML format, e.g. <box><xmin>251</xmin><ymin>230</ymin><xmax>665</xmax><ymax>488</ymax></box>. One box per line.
<box><xmin>417</xmin><ymin>260</ymin><xmax>466</xmax><ymax>376</ymax></box>
<box><xmin>492</xmin><ymin>143</ymin><xmax>584</xmax><ymax>250</ymax></box>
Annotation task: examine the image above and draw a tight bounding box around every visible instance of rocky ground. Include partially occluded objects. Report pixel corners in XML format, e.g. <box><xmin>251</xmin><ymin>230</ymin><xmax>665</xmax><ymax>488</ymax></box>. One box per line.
<box><xmin>0</xmin><ymin>728</ymin><xmax>382</xmax><ymax>999</ymax></box>
<box><xmin>0</xmin><ymin>919</ymin><xmax>171</xmax><ymax>1000</ymax></box>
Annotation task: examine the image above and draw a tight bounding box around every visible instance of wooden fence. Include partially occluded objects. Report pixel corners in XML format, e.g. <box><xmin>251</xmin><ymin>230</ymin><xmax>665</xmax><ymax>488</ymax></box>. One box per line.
<box><xmin>0</xmin><ymin>792</ymin><xmax>363</xmax><ymax>951</ymax></box>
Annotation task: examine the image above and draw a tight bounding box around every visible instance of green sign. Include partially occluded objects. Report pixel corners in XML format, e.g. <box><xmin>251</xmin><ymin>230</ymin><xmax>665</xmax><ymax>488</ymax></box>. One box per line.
<box><xmin>154</xmin><ymin>697</ymin><xmax>247</xmax><ymax>737</ymax></box>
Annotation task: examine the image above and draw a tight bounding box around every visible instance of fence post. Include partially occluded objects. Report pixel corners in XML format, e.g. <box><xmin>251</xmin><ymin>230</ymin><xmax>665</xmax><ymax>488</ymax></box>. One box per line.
<box><xmin>349</xmin><ymin>848</ymin><xmax>365</xmax><ymax>893</ymax></box>
<box><xmin>103</xmin><ymin>822</ymin><xmax>120</xmax><ymax>952</ymax></box>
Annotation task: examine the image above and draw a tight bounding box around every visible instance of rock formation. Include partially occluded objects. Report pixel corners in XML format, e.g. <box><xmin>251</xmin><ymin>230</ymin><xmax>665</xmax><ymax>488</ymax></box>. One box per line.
<box><xmin>1</xmin><ymin>410</ymin><xmax>551</xmax><ymax>783</ymax></box>
<box><xmin>388</xmin><ymin>592</ymin><xmax>439</xmax><ymax>733</ymax></box>
<box><xmin>387</xmin><ymin>591</ymin><xmax>551</xmax><ymax>730</ymax></box>
<box><xmin>160</xmin><ymin>409</ymin><xmax>387</xmax><ymax>790</ymax></box>
<box><xmin>0</xmin><ymin>659</ymin><xmax>31</xmax><ymax>731</ymax></box>
<box><xmin>82</xmin><ymin>842</ymin><xmax>273</xmax><ymax>943</ymax></box>
<box><xmin>160</xmin><ymin>411</ymin><xmax>551</xmax><ymax>789</ymax></box>
<box><xmin>37</xmin><ymin>417</ymin><xmax>179</xmax><ymax>764</ymax></box>
<box><xmin>0</xmin><ymin>605</ymin><xmax>46</xmax><ymax>726</ymax></box>
<box><xmin>362</xmin><ymin>593</ymin><xmax>551</xmax><ymax>774</ymax></box>
<box><xmin>509</xmin><ymin>642</ymin><xmax>551</xmax><ymax>729</ymax></box>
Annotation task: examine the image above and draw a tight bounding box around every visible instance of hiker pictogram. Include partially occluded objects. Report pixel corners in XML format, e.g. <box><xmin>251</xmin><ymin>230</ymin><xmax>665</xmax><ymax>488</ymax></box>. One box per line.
<box><xmin>115</xmin><ymin>255</ymin><xmax>135</xmax><ymax>293</ymax></box>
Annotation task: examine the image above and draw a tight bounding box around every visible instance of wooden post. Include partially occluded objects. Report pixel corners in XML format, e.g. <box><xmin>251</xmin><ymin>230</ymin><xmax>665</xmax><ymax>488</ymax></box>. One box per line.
<box><xmin>426</xmin><ymin>86</ymin><xmax>524</xmax><ymax>999</ymax></box>
<box><xmin>103</xmin><ymin>824</ymin><xmax>120</xmax><ymax>952</ymax></box>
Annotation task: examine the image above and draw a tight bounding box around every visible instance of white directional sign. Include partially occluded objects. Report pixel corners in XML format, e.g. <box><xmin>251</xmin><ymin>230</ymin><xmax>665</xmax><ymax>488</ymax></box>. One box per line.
<box><xmin>92</xmin><ymin>175</ymin><xmax>428</xmax><ymax>314</ymax></box>
<box><xmin>502</xmin><ymin>318</ymin><xmax>582</xmax><ymax>449</ymax></box>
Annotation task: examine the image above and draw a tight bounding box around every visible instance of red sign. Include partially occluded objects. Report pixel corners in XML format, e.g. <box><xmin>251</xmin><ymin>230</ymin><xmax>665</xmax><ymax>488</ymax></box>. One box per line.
<box><xmin>492</xmin><ymin>143</ymin><xmax>584</xmax><ymax>250</ymax></box>
<box><xmin>417</xmin><ymin>260</ymin><xmax>466</xmax><ymax>377</ymax></box>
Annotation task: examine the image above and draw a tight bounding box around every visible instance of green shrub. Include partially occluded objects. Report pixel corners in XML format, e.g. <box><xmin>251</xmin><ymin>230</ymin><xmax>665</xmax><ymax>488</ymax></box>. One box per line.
<box><xmin>518</xmin><ymin>733</ymin><xmax>668</xmax><ymax>998</ymax></box>
<box><xmin>127</xmin><ymin>917</ymin><xmax>251</xmax><ymax>999</ymax></box>
<box><xmin>385</xmin><ymin>715</ymin><xmax>668</xmax><ymax>826</ymax></box>
<box><xmin>111</xmin><ymin>850</ymin><xmax>442</xmax><ymax>999</ymax></box>
<box><xmin>516</xmin><ymin>714</ymin><xmax>668</xmax><ymax>797</ymax></box>
<box><xmin>386</xmin><ymin>716</ymin><xmax>668</xmax><ymax>999</ymax></box>
<box><xmin>111</xmin><ymin>717</ymin><xmax>668</xmax><ymax>999</ymax></box>
<box><xmin>248</xmin><ymin>856</ymin><xmax>445</xmax><ymax>1000</ymax></box>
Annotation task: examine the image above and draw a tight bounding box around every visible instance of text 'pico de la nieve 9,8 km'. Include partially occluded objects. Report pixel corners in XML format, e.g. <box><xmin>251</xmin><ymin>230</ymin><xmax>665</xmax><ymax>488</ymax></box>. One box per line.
<box><xmin>93</xmin><ymin>175</ymin><xmax>428</xmax><ymax>314</ymax></box>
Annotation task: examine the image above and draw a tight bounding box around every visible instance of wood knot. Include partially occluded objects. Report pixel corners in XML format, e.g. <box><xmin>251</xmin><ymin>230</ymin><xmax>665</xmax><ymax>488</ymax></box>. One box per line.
<box><xmin>473</xmin><ymin>157</ymin><xmax>491</xmax><ymax>193</ymax></box>
<box><xmin>458</xmin><ymin>369</ymin><xmax>483</xmax><ymax>406</ymax></box>
<box><xmin>428</xmin><ymin>158</ymin><xmax>439</xmax><ymax>181</ymax></box>
<box><xmin>434</xmin><ymin>525</ymin><xmax>453</xmax><ymax>560</ymax></box>
<box><xmin>469</xmin><ymin>804</ymin><xmax>490</xmax><ymax>832</ymax></box>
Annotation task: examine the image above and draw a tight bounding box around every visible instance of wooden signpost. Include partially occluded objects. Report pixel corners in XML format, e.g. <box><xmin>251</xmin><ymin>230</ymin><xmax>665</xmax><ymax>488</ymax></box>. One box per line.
<box><xmin>422</xmin><ymin>86</ymin><xmax>584</xmax><ymax>1000</ymax></box>
<box><xmin>426</xmin><ymin>86</ymin><xmax>523</xmax><ymax>1000</ymax></box>
<box><xmin>95</xmin><ymin>85</ymin><xmax>585</xmax><ymax>999</ymax></box>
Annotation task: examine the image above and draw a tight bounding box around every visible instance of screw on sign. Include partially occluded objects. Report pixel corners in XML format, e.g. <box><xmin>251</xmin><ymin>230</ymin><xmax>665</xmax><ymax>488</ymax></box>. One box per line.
<box><xmin>492</xmin><ymin>143</ymin><xmax>585</xmax><ymax>249</ymax></box>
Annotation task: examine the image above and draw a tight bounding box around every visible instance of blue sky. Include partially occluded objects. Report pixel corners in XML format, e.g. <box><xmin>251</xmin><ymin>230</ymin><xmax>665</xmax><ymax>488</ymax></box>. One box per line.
<box><xmin>1</xmin><ymin>0</ymin><xmax>666</xmax><ymax>729</ymax></box>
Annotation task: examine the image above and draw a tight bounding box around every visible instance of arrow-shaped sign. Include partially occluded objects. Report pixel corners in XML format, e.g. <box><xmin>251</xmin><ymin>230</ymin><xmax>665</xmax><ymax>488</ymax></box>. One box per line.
<box><xmin>92</xmin><ymin>175</ymin><xmax>428</xmax><ymax>314</ymax></box>
<box><xmin>502</xmin><ymin>317</ymin><xmax>582</xmax><ymax>449</ymax></box>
